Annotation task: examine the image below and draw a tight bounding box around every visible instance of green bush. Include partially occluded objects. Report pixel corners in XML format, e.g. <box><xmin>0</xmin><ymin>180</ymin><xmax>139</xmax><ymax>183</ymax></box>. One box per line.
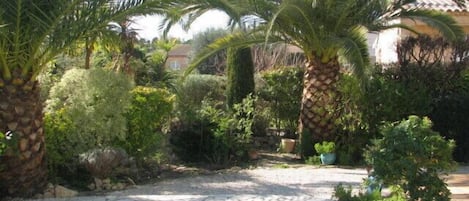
<box><xmin>365</xmin><ymin>116</ymin><xmax>456</xmax><ymax>201</ymax></box>
<box><xmin>170</xmin><ymin>95</ymin><xmax>255</xmax><ymax>165</ymax></box>
<box><xmin>176</xmin><ymin>74</ymin><xmax>226</xmax><ymax>120</ymax></box>
<box><xmin>258</xmin><ymin>67</ymin><xmax>303</xmax><ymax>135</ymax></box>
<box><xmin>429</xmin><ymin>70</ymin><xmax>469</xmax><ymax>162</ymax></box>
<box><xmin>362</xmin><ymin>66</ymin><xmax>433</xmax><ymax>134</ymax></box>
<box><xmin>314</xmin><ymin>141</ymin><xmax>336</xmax><ymax>154</ymax></box>
<box><xmin>305</xmin><ymin>156</ymin><xmax>321</xmax><ymax>165</ymax></box>
<box><xmin>360</xmin><ymin>64</ymin><xmax>469</xmax><ymax>162</ymax></box>
<box><xmin>334</xmin><ymin>184</ymin><xmax>406</xmax><ymax>201</ymax></box>
<box><xmin>116</xmin><ymin>86</ymin><xmax>175</xmax><ymax>165</ymax></box>
<box><xmin>44</xmin><ymin>68</ymin><xmax>133</xmax><ymax>180</ymax></box>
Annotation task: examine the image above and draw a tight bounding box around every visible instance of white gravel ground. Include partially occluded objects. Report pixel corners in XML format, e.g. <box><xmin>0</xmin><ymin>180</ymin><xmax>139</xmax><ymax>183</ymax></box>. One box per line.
<box><xmin>28</xmin><ymin>166</ymin><xmax>368</xmax><ymax>201</ymax></box>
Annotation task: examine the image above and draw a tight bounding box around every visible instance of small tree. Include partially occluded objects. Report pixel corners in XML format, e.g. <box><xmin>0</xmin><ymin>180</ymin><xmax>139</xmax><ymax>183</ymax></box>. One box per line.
<box><xmin>226</xmin><ymin>46</ymin><xmax>255</xmax><ymax>108</ymax></box>
<box><xmin>192</xmin><ymin>28</ymin><xmax>229</xmax><ymax>75</ymax></box>
<box><xmin>365</xmin><ymin>115</ymin><xmax>456</xmax><ymax>200</ymax></box>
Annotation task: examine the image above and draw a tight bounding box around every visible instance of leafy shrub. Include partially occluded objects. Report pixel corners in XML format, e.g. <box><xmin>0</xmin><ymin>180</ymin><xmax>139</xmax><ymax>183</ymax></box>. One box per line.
<box><xmin>115</xmin><ymin>86</ymin><xmax>175</xmax><ymax>165</ymax></box>
<box><xmin>429</xmin><ymin>70</ymin><xmax>469</xmax><ymax>162</ymax></box>
<box><xmin>176</xmin><ymin>74</ymin><xmax>226</xmax><ymax>120</ymax></box>
<box><xmin>44</xmin><ymin>68</ymin><xmax>133</xmax><ymax>180</ymax></box>
<box><xmin>169</xmin><ymin>119</ymin><xmax>216</xmax><ymax>163</ymax></box>
<box><xmin>314</xmin><ymin>141</ymin><xmax>335</xmax><ymax>154</ymax></box>
<box><xmin>362</xmin><ymin>66</ymin><xmax>433</xmax><ymax>134</ymax></box>
<box><xmin>365</xmin><ymin>116</ymin><xmax>456</xmax><ymax>201</ymax></box>
<box><xmin>44</xmin><ymin>109</ymin><xmax>77</xmax><ymax>175</ymax></box>
<box><xmin>170</xmin><ymin>95</ymin><xmax>255</xmax><ymax>165</ymax></box>
<box><xmin>362</xmin><ymin>64</ymin><xmax>469</xmax><ymax>162</ymax></box>
<box><xmin>258</xmin><ymin>67</ymin><xmax>303</xmax><ymax>135</ymax></box>
<box><xmin>305</xmin><ymin>156</ymin><xmax>321</xmax><ymax>165</ymax></box>
<box><xmin>334</xmin><ymin>184</ymin><xmax>406</xmax><ymax>201</ymax></box>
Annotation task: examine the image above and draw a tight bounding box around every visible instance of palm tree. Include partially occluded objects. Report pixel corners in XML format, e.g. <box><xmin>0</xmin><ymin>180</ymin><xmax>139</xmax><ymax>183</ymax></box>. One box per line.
<box><xmin>0</xmin><ymin>0</ymin><xmax>170</xmax><ymax>197</ymax></box>
<box><xmin>168</xmin><ymin>0</ymin><xmax>464</xmax><ymax>144</ymax></box>
<box><xmin>107</xmin><ymin>19</ymin><xmax>140</xmax><ymax>76</ymax></box>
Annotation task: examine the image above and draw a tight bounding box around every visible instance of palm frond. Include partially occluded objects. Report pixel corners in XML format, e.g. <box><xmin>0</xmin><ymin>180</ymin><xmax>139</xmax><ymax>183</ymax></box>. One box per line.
<box><xmin>338</xmin><ymin>26</ymin><xmax>370</xmax><ymax>84</ymax></box>
<box><xmin>0</xmin><ymin>0</ymin><xmax>163</xmax><ymax>81</ymax></box>
<box><xmin>400</xmin><ymin>9</ymin><xmax>464</xmax><ymax>41</ymax></box>
<box><xmin>184</xmin><ymin>29</ymin><xmax>280</xmax><ymax>77</ymax></box>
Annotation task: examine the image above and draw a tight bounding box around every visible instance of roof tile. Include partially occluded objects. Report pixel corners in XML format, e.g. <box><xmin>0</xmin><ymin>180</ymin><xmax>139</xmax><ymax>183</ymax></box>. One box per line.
<box><xmin>410</xmin><ymin>0</ymin><xmax>469</xmax><ymax>12</ymax></box>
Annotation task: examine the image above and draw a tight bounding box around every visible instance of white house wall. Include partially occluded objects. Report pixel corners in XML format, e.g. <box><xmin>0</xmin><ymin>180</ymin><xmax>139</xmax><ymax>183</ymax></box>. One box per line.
<box><xmin>374</xmin><ymin>27</ymin><xmax>401</xmax><ymax>64</ymax></box>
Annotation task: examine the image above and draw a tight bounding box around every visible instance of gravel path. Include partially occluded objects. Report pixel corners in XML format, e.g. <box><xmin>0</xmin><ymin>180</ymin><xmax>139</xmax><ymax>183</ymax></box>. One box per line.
<box><xmin>29</xmin><ymin>166</ymin><xmax>368</xmax><ymax>201</ymax></box>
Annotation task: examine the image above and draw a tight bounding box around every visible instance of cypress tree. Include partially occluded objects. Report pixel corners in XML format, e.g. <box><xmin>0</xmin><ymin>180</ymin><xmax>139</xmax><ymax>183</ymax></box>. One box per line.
<box><xmin>226</xmin><ymin>46</ymin><xmax>255</xmax><ymax>108</ymax></box>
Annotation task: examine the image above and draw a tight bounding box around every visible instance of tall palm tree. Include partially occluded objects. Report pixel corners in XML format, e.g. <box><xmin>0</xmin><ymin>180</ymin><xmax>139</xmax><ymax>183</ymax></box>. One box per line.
<box><xmin>170</xmin><ymin>0</ymin><xmax>464</xmax><ymax>144</ymax></box>
<box><xmin>0</xmin><ymin>0</ymin><xmax>170</xmax><ymax>197</ymax></box>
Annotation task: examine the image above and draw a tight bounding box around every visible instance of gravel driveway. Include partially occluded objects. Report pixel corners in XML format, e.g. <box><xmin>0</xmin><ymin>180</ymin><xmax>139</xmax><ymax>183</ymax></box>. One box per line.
<box><xmin>29</xmin><ymin>166</ymin><xmax>368</xmax><ymax>201</ymax></box>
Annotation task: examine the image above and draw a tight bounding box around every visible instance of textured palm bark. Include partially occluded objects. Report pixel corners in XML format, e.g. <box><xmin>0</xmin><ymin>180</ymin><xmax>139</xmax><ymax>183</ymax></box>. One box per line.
<box><xmin>0</xmin><ymin>79</ymin><xmax>47</xmax><ymax>197</ymax></box>
<box><xmin>299</xmin><ymin>57</ymin><xmax>340</xmax><ymax>143</ymax></box>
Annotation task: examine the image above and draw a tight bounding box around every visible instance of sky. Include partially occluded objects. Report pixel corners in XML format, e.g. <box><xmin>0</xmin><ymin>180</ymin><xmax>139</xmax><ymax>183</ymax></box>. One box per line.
<box><xmin>133</xmin><ymin>10</ymin><xmax>230</xmax><ymax>41</ymax></box>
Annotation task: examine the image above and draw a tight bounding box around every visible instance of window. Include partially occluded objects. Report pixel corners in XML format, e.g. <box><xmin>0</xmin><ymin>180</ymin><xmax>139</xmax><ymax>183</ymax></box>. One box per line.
<box><xmin>170</xmin><ymin>61</ymin><xmax>180</xmax><ymax>70</ymax></box>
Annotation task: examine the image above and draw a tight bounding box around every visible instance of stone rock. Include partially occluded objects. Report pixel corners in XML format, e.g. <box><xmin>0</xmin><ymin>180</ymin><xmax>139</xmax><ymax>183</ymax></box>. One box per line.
<box><xmin>87</xmin><ymin>182</ymin><xmax>96</xmax><ymax>191</ymax></box>
<box><xmin>79</xmin><ymin>147</ymin><xmax>136</xmax><ymax>179</ymax></box>
<box><xmin>40</xmin><ymin>183</ymin><xmax>78</xmax><ymax>198</ymax></box>
<box><xmin>94</xmin><ymin>178</ymin><xmax>103</xmax><ymax>191</ymax></box>
<box><xmin>53</xmin><ymin>185</ymin><xmax>78</xmax><ymax>198</ymax></box>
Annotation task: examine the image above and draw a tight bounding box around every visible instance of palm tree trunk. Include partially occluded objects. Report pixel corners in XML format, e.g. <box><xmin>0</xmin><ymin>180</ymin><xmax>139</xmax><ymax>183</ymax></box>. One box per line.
<box><xmin>0</xmin><ymin>80</ymin><xmax>47</xmax><ymax>197</ymax></box>
<box><xmin>299</xmin><ymin>57</ymin><xmax>340</xmax><ymax>143</ymax></box>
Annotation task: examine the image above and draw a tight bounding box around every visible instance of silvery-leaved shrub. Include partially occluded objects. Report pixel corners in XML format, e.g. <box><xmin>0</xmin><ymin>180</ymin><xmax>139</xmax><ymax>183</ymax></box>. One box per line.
<box><xmin>45</xmin><ymin>68</ymin><xmax>133</xmax><ymax>179</ymax></box>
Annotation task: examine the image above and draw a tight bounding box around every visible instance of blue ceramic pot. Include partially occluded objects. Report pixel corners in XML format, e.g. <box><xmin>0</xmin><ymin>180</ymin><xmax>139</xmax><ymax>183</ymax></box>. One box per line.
<box><xmin>320</xmin><ymin>153</ymin><xmax>336</xmax><ymax>165</ymax></box>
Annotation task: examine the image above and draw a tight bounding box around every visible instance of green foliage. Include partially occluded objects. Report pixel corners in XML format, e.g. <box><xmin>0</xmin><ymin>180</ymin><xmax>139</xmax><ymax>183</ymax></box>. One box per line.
<box><xmin>272</xmin><ymin>163</ymin><xmax>290</xmax><ymax>169</ymax></box>
<box><xmin>334</xmin><ymin>74</ymin><xmax>370</xmax><ymax>165</ymax></box>
<box><xmin>429</xmin><ymin>69</ymin><xmax>469</xmax><ymax>162</ymax></box>
<box><xmin>135</xmin><ymin>39</ymin><xmax>179</xmax><ymax>91</ymax></box>
<box><xmin>365</xmin><ymin>116</ymin><xmax>456</xmax><ymax>201</ymax></box>
<box><xmin>226</xmin><ymin>47</ymin><xmax>255</xmax><ymax>108</ymax></box>
<box><xmin>362</xmin><ymin>67</ymin><xmax>433</xmax><ymax>134</ymax></box>
<box><xmin>334</xmin><ymin>184</ymin><xmax>406</xmax><ymax>201</ymax></box>
<box><xmin>44</xmin><ymin>68</ymin><xmax>133</xmax><ymax>177</ymax></box>
<box><xmin>305</xmin><ymin>156</ymin><xmax>321</xmax><ymax>165</ymax></box>
<box><xmin>300</xmin><ymin>128</ymin><xmax>314</xmax><ymax>158</ymax></box>
<box><xmin>116</xmin><ymin>86</ymin><xmax>175</xmax><ymax>165</ymax></box>
<box><xmin>176</xmin><ymin>74</ymin><xmax>226</xmax><ymax>120</ymax></box>
<box><xmin>44</xmin><ymin>109</ymin><xmax>77</xmax><ymax>175</ymax></box>
<box><xmin>0</xmin><ymin>132</ymin><xmax>6</xmax><ymax>156</ymax></box>
<box><xmin>198</xmin><ymin>95</ymin><xmax>255</xmax><ymax>164</ymax></box>
<box><xmin>170</xmin><ymin>95</ymin><xmax>255</xmax><ymax>165</ymax></box>
<box><xmin>314</xmin><ymin>141</ymin><xmax>336</xmax><ymax>154</ymax></box>
<box><xmin>357</xmin><ymin>63</ymin><xmax>469</xmax><ymax>162</ymax></box>
<box><xmin>258</xmin><ymin>67</ymin><xmax>303</xmax><ymax>135</ymax></box>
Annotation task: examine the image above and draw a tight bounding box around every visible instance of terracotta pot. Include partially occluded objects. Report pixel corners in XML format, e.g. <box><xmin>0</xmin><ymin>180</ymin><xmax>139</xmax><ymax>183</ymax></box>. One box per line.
<box><xmin>248</xmin><ymin>150</ymin><xmax>259</xmax><ymax>160</ymax></box>
<box><xmin>280</xmin><ymin>139</ymin><xmax>296</xmax><ymax>153</ymax></box>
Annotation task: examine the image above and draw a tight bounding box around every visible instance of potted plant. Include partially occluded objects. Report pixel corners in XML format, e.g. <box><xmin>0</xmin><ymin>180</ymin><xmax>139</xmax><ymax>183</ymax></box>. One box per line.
<box><xmin>314</xmin><ymin>141</ymin><xmax>336</xmax><ymax>165</ymax></box>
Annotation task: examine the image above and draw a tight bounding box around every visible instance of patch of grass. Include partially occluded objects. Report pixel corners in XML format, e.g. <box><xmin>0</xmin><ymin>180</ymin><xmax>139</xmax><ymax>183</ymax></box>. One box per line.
<box><xmin>305</xmin><ymin>156</ymin><xmax>321</xmax><ymax>165</ymax></box>
<box><xmin>273</xmin><ymin>163</ymin><xmax>290</xmax><ymax>169</ymax></box>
